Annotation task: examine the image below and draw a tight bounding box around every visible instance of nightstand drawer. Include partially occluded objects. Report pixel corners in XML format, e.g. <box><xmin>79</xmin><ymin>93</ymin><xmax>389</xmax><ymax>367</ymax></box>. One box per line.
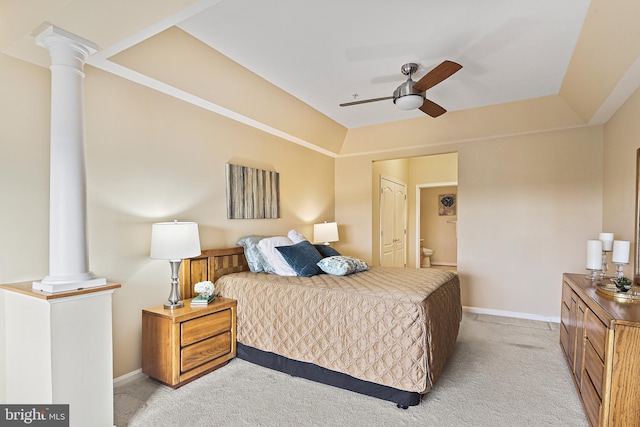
<box><xmin>181</xmin><ymin>309</ymin><xmax>231</xmax><ymax>346</ymax></box>
<box><xmin>181</xmin><ymin>331</ymin><xmax>232</xmax><ymax>372</ymax></box>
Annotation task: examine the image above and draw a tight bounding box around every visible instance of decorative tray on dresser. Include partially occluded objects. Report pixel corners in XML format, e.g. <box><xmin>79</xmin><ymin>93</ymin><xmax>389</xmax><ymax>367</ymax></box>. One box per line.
<box><xmin>560</xmin><ymin>273</ymin><xmax>640</xmax><ymax>427</ymax></box>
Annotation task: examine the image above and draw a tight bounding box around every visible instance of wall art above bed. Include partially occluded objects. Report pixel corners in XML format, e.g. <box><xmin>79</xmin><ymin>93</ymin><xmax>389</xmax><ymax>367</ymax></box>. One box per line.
<box><xmin>226</xmin><ymin>163</ymin><xmax>280</xmax><ymax>219</ymax></box>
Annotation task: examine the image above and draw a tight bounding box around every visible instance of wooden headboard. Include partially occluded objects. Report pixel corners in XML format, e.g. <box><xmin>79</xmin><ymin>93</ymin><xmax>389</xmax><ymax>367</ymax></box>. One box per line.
<box><xmin>179</xmin><ymin>247</ymin><xmax>249</xmax><ymax>300</ymax></box>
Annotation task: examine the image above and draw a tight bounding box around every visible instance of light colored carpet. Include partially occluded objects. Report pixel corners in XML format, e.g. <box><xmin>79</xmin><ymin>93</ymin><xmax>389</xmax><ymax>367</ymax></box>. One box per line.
<box><xmin>114</xmin><ymin>313</ymin><xmax>588</xmax><ymax>426</ymax></box>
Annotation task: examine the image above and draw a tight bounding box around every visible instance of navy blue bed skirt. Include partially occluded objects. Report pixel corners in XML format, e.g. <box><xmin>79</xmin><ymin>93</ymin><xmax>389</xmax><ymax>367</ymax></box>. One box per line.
<box><xmin>236</xmin><ymin>342</ymin><xmax>421</xmax><ymax>407</ymax></box>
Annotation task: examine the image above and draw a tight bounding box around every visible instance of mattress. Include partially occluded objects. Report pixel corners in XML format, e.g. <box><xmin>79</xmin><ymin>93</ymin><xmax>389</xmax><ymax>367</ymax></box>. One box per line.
<box><xmin>215</xmin><ymin>267</ymin><xmax>461</xmax><ymax>393</ymax></box>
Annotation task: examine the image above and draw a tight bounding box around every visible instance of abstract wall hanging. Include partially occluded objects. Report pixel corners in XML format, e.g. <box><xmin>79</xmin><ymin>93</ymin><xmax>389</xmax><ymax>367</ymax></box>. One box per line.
<box><xmin>226</xmin><ymin>163</ymin><xmax>280</xmax><ymax>219</ymax></box>
<box><xmin>438</xmin><ymin>194</ymin><xmax>456</xmax><ymax>216</ymax></box>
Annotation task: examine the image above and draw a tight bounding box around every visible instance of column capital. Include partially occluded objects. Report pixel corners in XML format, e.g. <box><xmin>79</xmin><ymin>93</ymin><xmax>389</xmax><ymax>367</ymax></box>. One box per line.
<box><xmin>34</xmin><ymin>25</ymin><xmax>98</xmax><ymax>69</ymax></box>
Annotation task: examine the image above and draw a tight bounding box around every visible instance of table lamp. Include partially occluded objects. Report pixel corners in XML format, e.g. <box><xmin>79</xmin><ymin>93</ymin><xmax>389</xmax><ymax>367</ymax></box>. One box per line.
<box><xmin>150</xmin><ymin>220</ymin><xmax>201</xmax><ymax>309</ymax></box>
<box><xmin>314</xmin><ymin>221</ymin><xmax>339</xmax><ymax>245</ymax></box>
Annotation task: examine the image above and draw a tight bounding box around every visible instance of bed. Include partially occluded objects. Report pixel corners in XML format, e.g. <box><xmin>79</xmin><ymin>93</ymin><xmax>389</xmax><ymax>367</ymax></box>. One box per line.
<box><xmin>179</xmin><ymin>246</ymin><xmax>461</xmax><ymax>407</ymax></box>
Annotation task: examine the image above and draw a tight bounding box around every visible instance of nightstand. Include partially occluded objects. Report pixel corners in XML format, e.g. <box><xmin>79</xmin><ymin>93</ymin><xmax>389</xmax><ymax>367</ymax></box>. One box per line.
<box><xmin>142</xmin><ymin>297</ymin><xmax>236</xmax><ymax>388</ymax></box>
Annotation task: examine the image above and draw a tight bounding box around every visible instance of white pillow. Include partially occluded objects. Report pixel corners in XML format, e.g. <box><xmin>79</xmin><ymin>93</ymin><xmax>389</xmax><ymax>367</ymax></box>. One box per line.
<box><xmin>257</xmin><ymin>236</ymin><xmax>297</xmax><ymax>276</ymax></box>
<box><xmin>287</xmin><ymin>229</ymin><xmax>308</xmax><ymax>244</ymax></box>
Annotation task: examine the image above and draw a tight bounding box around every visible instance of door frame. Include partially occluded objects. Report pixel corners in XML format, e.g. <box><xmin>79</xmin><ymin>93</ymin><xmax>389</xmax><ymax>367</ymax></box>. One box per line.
<box><xmin>415</xmin><ymin>181</ymin><xmax>457</xmax><ymax>268</ymax></box>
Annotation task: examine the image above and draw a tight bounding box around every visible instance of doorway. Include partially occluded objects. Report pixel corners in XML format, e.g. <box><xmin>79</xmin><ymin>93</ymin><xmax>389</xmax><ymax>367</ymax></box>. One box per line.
<box><xmin>416</xmin><ymin>183</ymin><xmax>458</xmax><ymax>269</ymax></box>
<box><xmin>372</xmin><ymin>153</ymin><xmax>457</xmax><ymax>268</ymax></box>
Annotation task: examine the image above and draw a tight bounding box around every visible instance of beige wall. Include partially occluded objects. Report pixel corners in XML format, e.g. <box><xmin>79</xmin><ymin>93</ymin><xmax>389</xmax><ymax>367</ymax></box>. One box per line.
<box><xmin>1</xmin><ymin>54</ymin><xmax>336</xmax><ymax>378</ymax></box>
<box><xmin>336</xmin><ymin>127</ymin><xmax>603</xmax><ymax>318</ymax></box>
<box><xmin>0</xmin><ymin>54</ymin><xmax>50</xmax><ymax>283</ymax></box>
<box><xmin>111</xmin><ymin>27</ymin><xmax>347</xmax><ymax>156</ymax></box>
<box><xmin>2</xmin><ymin>0</ymin><xmax>639</xmax><ymax>381</ymax></box>
<box><xmin>602</xmin><ymin>86</ymin><xmax>640</xmax><ymax>279</ymax></box>
<box><xmin>456</xmin><ymin>128</ymin><xmax>602</xmax><ymax>315</ymax></box>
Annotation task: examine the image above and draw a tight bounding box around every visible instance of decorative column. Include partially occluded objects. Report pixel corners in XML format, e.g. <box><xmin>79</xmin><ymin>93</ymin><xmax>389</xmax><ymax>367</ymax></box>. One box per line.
<box><xmin>32</xmin><ymin>26</ymin><xmax>106</xmax><ymax>293</ymax></box>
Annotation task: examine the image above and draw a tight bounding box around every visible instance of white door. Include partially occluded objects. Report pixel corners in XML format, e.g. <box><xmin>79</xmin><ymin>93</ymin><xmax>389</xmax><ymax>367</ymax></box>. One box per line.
<box><xmin>380</xmin><ymin>176</ymin><xmax>407</xmax><ymax>267</ymax></box>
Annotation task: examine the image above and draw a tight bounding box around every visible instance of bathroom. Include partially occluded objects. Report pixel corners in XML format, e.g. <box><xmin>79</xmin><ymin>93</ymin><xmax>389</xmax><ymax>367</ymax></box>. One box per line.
<box><xmin>419</xmin><ymin>185</ymin><xmax>457</xmax><ymax>271</ymax></box>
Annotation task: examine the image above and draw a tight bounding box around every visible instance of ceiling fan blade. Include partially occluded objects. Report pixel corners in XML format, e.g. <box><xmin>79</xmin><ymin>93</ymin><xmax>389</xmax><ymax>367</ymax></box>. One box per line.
<box><xmin>339</xmin><ymin>96</ymin><xmax>393</xmax><ymax>107</ymax></box>
<box><xmin>413</xmin><ymin>60</ymin><xmax>462</xmax><ymax>92</ymax></box>
<box><xmin>420</xmin><ymin>98</ymin><xmax>447</xmax><ymax>118</ymax></box>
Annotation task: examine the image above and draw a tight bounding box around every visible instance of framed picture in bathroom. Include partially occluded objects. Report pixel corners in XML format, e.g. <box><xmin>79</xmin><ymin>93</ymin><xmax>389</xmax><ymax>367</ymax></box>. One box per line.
<box><xmin>438</xmin><ymin>194</ymin><xmax>456</xmax><ymax>216</ymax></box>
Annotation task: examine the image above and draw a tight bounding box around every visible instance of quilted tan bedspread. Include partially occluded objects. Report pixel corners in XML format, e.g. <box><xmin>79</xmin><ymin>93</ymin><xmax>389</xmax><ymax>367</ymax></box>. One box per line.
<box><xmin>215</xmin><ymin>267</ymin><xmax>461</xmax><ymax>393</ymax></box>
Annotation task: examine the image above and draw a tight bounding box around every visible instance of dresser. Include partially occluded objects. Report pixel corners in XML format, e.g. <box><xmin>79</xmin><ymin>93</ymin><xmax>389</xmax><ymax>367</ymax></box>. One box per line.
<box><xmin>560</xmin><ymin>273</ymin><xmax>640</xmax><ymax>426</ymax></box>
<box><xmin>142</xmin><ymin>297</ymin><xmax>236</xmax><ymax>388</ymax></box>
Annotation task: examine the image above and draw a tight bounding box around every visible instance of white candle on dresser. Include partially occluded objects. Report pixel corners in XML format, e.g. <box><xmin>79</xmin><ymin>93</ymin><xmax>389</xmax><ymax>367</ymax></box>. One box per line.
<box><xmin>599</xmin><ymin>232</ymin><xmax>614</xmax><ymax>251</ymax></box>
<box><xmin>587</xmin><ymin>240</ymin><xmax>603</xmax><ymax>269</ymax></box>
<box><xmin>612</xmin><ymin>240</ymin><xmax>630</xmax><ymax>264</ymax></box>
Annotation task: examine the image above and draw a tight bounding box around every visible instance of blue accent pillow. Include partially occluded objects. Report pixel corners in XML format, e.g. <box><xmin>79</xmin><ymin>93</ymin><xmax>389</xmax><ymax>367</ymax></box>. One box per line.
<box><xmin>314</xmin><ymin>244</ymin><xmax>341</xmax><ymax>258</ymax></box>
<box><xmin>276</xmin><ymin>240</ymin><xmax>325</xmax><ymax>277</ymax></box>
<box><xmin>317</xmin><ymin>256</ymin><xmax>369</xmax><ymax>276</ymax></box>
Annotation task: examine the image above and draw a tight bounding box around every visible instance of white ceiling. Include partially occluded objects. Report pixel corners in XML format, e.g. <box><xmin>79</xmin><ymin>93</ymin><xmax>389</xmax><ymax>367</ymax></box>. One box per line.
<box><xmin>177</xmin><ymin>0</ymin><xmax>592</xmax><ymax>128</ymax></box>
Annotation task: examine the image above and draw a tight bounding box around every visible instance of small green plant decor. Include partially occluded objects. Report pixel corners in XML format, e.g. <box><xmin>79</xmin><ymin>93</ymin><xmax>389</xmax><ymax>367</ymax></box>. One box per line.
<box><xmin>613</xmin><ymin>276</ymin><xmax>633</xmax><ymax>292</ymax></box>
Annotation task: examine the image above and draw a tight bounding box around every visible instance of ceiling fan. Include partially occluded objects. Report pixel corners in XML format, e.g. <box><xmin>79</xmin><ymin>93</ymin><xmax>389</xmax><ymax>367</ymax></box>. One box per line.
<box><xmin>339</xmin><ymin>60</ymin><xmax>462</xmax><ymax>118</ymax></box>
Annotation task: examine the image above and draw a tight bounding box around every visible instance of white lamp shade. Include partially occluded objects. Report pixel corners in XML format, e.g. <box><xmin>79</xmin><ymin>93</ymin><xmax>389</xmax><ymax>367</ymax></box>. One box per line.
<box><xmin>394</xmin><ymin>94</ymin><xmax>423</xmax><ymax>110</ymax></box>
<box><xmin>314</xmin><ymin>222</ymin><xmax>339</xmax><ymax>244</ymax></box>
<box><xmin>150</xmin><ymin>221</ymin><xmax>201</xmax><ymax>260</ymax></box>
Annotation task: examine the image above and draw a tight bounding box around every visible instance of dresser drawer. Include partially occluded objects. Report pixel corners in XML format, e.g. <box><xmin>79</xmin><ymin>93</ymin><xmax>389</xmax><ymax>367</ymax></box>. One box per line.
<box><xmin>580</xmin><ymin>371</ymin><xmax>602</xmax><ymax>427</ymax></box>
<box><xmin>181</xmin><ymin>331</ymin><xmax>232</xmax><ymax>372</ymax></box>
<box><xmin>584</xmin><ymin>339</ymin><xmax>604</xmax><ymax>398</ymax></box>
<box><xmin>181</xmin><ymin>309</ymin><xmax>231</xmax><ymax>346</ymax></box>
<box><xmin>560</xmin><ymin>320</ymin><xmax>570</xmax><ymax>356</ymax></box>
<box><xmin>561</xmin><ymin>299</ymin><xmax>571</xmax><ymax>329</ymax></box>
<box><xmin>562</xmin><ymin>282</ymin><xmax>573</xmax><ymax>309</ymax></box>
<box><xmin>585</xmin><ymin>310</ymin><xmax>606</xmax><ymax>361</ymax></box>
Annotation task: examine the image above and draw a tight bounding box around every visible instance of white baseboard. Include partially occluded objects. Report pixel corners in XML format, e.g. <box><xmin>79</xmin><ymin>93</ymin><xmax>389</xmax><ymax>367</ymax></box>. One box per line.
<box><xmin>463</xmin><ymin>305</ymin><xmax>560</xmax><ymax>324</ymax></box>
<box><xmin>113</xmin><ymin>368</ymin><xmax>145</xmax><ymax>386</ymax></box>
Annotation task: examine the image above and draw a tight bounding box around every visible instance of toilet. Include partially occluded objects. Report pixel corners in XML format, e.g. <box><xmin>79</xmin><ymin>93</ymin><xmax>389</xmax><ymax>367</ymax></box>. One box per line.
<box><xmin>422</xmin><ymin>248</ymin><xmax>434</xmax><ymax>268</ymax></box>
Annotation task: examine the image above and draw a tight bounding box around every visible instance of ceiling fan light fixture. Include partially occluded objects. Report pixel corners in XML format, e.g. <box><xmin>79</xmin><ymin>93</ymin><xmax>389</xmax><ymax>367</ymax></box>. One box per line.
<box><xmin>393</xmin><ymin>77</ymin><xmax>423</xmax><ymax>110</ymax></box>
<box><xmin>394</xmin><ymin>94</ymin><xmax>424</xmax><ymax>110</ymax></box>
<box><xmin>339</xmin><ymin>60</ymin><xmax>461</xmax><ymax>117</ymax></box>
